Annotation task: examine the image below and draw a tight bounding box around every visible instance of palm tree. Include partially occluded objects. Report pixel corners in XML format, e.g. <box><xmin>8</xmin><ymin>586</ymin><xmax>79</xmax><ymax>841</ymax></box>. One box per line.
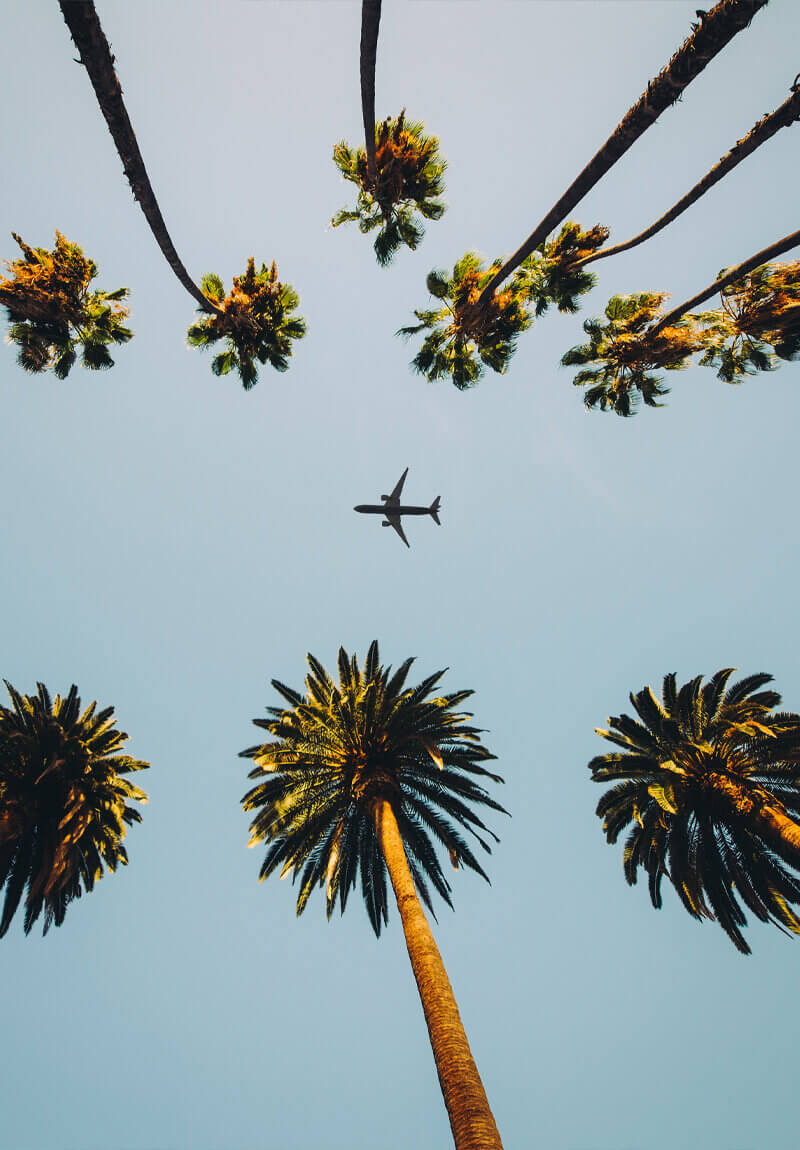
<box><xmin>241</xmin><ymin>642</ymin><xmax>506</xmax><ymax>1150</ymax></box>
<box><xmin>398</xmin><ymin>253</ymin><xmax>532</xmax><ymax>389</ymax></box>
<box><xmin>185</xmin><ymin>260</ymin><xmax>307</xmax><ymax>390</ymax></box>
<box><xmin>573</xmin><ymin>77</ymin><xmax>800</xmax><ymax>271</ymax></box>
<box><xmin>59</xmin><ymin>1</ymin><xmax>305</xmax><ymax>388</ymax></box>
<box><xmin>332</xmin><ymin>111</ymin><xmax>447</xmax><ymax>265</ymax></box>
<box><xmin>561</xmin><ymin>292</ymin><xmax>701</xmax><ymax>415</ymax></box>
<box><xmin>1</xmin><ymin>231</ymin><xmax>131</xmax><ymax>377</ymax></box>
<box><xmin>562</xmin><ymin>229</ymin><xmax>800</xmax><ymax>411</ymax></box>
<box><xmin>590</xmin><ymin>669</ymin><xmax>800</xmax><ymax>953</ymax></box>
<box><xmin>0</xmin><ymin>681</ymin><xmax>149</xmax><ymax>938</ymax></box>
<box><xmin>471</xmin><ymin>0</ymin><xmax>769</xmax><ymax>314</ymax></box>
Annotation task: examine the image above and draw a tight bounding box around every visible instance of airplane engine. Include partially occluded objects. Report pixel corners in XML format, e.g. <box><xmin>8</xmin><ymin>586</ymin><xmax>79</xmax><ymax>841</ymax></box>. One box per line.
<box><xmin>382</xmin><ymin>521</ymin><xmax>391</xmax><ymax>527</ymax></box>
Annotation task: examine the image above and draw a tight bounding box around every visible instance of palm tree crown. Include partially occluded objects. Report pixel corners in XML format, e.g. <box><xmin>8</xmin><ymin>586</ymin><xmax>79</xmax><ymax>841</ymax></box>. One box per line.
<box><xmin>0</xmin><ymin>232</ymin><xmax>131</xmax><ymax>377</ymax></box>
<box><xmin>590</xmin><ymin>669</ymin><xmax>800</xmax><ymax>953</ymax></box>
<box><xmin>186</xmin><ymin>259</ymin><xmax>307</xmax><ymax>389</ymax></box>
<box><xmin>241</xmin><ymin>641</ymin><xmax>505</xmax><ymax>934</ymax></box>
<box><xmin>399</xmin><ymin>252</ymin><xmax>532</xmax><ymax>389</ymax></box>
<box><xmin>0</xmin><ymin>682</ymin><xmax>149</xmax><ymax>938</ymax></box>
<box><xmin>516</xmin><ymin>222</ymin><xmax>609</xmax><ymax>316</ymax></box>
<box><xmin>332</xmin><ymin>111</ymin><xmax>446</xmax><ymax>265</ymax></box>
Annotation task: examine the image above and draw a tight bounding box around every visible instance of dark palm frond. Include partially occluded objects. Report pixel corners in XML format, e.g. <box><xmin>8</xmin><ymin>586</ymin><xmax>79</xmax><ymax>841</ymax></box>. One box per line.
<box><xmin>0</xmin><ymin>232</ymin><xmax>131</xmax><ymax>377</ymax></box>
<box><xmin>515</xmin><ymin>222</ymin><xmax>609</xmax><ymax>316</ymax></box>
<box><xmin>399</xmin><ymin>252</ymin><xmax>532</xmax><ymax>389</ymax></box>
<box><xmin>0</xmin><ymin>681</ymin><xmax>149</xmax><ymax>938</ymax></box>
<box><xmin>332</xmin><ymin>112</ymin><xmax>446</xmax><ymax>265</ymax></box>
<box><xmin>241</xmin><ymin>643</ymin><xmax>505</xmax><ymax>936</ymax></box>
<box><xmin>590</xmin><ymin>669</ymin><xmax>800</xmax><ymax>952</ymax></box>
<box><xmin>186</xmin><ymin>258</ymin><xmax>306</xmax><ymax>389</ymax></box>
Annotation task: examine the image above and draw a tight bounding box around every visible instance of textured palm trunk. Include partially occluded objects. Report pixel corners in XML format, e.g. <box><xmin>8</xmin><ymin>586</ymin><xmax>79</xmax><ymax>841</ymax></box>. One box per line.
<box><xmin>577</xmin><ymin>84</ymin><xmax>800</xmax><ymax>270</ymax></box>
<box><xmin>650</xmin><ymin>227</ymin><xmax>800</xmax><ymax>335</ymax></box>
<box><xmin>705</xmin><ymin>771</ymin><xmax>800</xmax><ymax>867</ymax></box>
<box><xmin>372</xmin><ymin>798</ymin><xmax>503</xmax><ymax>1150</ymax></box>
<box><xmin>360</xmin><ymin>0</ymin><xmax>383</xmax><ymax>186</ymax></box>
<box><xmin>59</xmin><ymin>2</ymin><xmax>218</xmax><ymax>314</ymax></box>
<box><xmin>474</xmin><ymin>0</ymin><xmax>769</xmax><ymax>310</ymax></box>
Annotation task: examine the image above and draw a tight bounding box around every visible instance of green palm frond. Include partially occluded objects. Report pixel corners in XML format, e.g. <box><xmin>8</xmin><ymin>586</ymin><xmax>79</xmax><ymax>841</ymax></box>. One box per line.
<box><xmin>241</xmin><ymin>641</ymin><xmax>505</xmax><ymax>936</ymax></box>
<box><xmin>0</xmin><ymin>681</ymin><xmax>149</xmax><ymax>938</ymax></box>
<box><xmin>0</xmin><ymin>232</ymin><xmax>131</xmax><ymax>377</ymax></box>
<box><xmin>590</xmin><ymin>670</ymin><xmax>800</xmax><ymax>953</ymax></box>
<box><xmin>187</xmin><ymin>258</ymin><xmax>306</xmax><ymax>390</ymax></box>
<box><xmin>562</xmin><ymin>292</ymin><xmax>701</xmax><ymax>415</ymax></box>
<box><xmin>516</xmin><ymin>222</ymin><xmax>609</xmax><ymax>316</ymax></box>
<box><xmin>332</xmin><ymin>111</ymin><xmax>447</xmax><ymax>265</ymax></box>
<box><xmin>400</xmin><ymin>252</ymin><xmax>533</xmax><ymax>389</ymax></box>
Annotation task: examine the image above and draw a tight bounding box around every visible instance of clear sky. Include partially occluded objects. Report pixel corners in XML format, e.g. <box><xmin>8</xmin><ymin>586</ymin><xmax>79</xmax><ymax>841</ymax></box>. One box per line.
<box><xmin>2</xmin><ymin>2</ymin><xmax>799</xmax><ymax>1148</ymax></box>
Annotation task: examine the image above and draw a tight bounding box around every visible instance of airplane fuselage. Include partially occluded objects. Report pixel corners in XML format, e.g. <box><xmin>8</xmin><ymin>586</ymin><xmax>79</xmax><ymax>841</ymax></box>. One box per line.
<box><xmin>354</xmin><ymin>504</ymin><xmax>432</xmax><ymax>517</ymax></box>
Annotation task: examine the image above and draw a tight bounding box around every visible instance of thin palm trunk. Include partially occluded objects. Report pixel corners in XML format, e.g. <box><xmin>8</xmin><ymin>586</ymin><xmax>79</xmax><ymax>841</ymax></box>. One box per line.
<box><xmin>372</xmin><ymin>798</ymin><xmax>503</xmax><ymax>1150</ymax></box>
<box><xmin>705</xmin><ymin>770</ymin><xmax>800</xmax><ymax>867</ymax></box>
<box><xmin>576</xmin><ymin>83</ymin><xmax>800</xmax><ymax>270</ymax></box>
<box><xmin>59</xmin><ymin>1</ymin><xmax>218</xmax><ymax>314</ymax></box>
<box><xmin>474</xmin><ymin>0</ymin><xmax>769</xmax><ymax>310</ymax></box>
<box><xmin>650</xmin><ymin>227</ymin><xmax>800</xmax><ymax>335</ymax></box>
<box><xmin>360</xmin><ymin>0</ymin><xmax>383</xmax><ymax>186</ymax></box>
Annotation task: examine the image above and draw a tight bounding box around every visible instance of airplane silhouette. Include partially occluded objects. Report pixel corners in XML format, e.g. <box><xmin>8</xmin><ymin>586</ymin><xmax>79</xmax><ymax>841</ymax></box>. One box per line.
<box><xmin>354</xmin><ymin>467</ymin><xmax>441</xmax><ymax>548</ymax></box>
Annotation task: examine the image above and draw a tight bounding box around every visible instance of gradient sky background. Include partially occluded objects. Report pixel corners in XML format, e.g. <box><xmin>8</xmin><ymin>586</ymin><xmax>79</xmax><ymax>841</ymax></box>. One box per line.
<box><xmin>2</xmin><ymin>2</ymin><xmax>800</xmax><ymax>1148</ymax></box>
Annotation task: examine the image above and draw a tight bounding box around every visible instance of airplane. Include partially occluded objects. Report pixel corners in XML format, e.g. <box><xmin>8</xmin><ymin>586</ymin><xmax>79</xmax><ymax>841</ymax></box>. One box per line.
<box><xmin>354</xmin><ymin>467</ymin><xmax>441</xmax><ymax>548</ymax></box>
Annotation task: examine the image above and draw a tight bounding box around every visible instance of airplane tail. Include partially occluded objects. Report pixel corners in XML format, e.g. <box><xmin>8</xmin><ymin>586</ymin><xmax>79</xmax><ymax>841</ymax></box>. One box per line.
<box><xmin>429</xmin><ymin>496</ymin><xmax>441</xmax><ymax>525</ymax></box>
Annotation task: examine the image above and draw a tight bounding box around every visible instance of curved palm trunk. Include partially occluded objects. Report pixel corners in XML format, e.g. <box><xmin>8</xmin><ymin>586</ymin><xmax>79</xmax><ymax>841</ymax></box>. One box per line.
<box><xmin>650</xmin><ymin>227</ymin><xmax>800</xmax><ymax>335</ymax></box>
<box><xmin>373</xmin><ymin>799</ymin><xmax>503</xmax><ymax>1150</ymax></box>
<box><xmin>576</xmin><ymin>84</ymin><xmax>800</xmax><ymax>270</ymax></box>
<box><xmin>360</xmin><ymin>0</ymin><xmax>383</xmax><ymax>185</ymax></box>
<box><xmin>474</xmin><ymin>0</ymin><xmax>769</xmax><ymax>310</ymax></box>
<box><xmin>705</xmin><ymin>771</ymin><xmax>800</xmax><ymax>867</ymax></box>
<box><xmin>59</xmin><ymin>1</ymin><xmax>218</xmax><ymax>314</ymax></box>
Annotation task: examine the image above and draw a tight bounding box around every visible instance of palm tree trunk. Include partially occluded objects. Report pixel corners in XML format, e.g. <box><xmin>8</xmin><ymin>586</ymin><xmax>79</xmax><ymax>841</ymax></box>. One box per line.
<box><xmin>474</xmin><ymin>0</ymin><xmax>769</xmax><ymax>311</ymax></box>
<box><xmin>59</xmin><ymin>1</ymin><xmax>218</xmax><ymax>314</ymax></box>
<box><xmin>372</xmin><ymin>798</ymin><xmax>503</xmax><ymax>1150</ymax></box>
<box><xmin>704</xmin><ymin>770</ymin><xmax>800</xmax><ymax>867</ymax></box>
<box><xmin>360</xmin><ymin>0</ymin><xmax>383</xmax><ymax>186</ymax></box>
<box><xmin>576</xmin><ymin>83</ymin><xmax>800</xmax><ymax>270</ymax></box>
<box><xmin>650</xmin><ymin>227</ymin><xmax>800</xmax><ymax>335</ymax></box>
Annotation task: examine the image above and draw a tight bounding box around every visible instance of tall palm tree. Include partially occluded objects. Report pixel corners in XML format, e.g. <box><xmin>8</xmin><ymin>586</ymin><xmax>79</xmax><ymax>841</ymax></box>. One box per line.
<box><xmin>1</xmin><ymin>231</ymin><xmax>131</xmax><ymax>377</ymax></box>
<box><xmin>0</xmin><ymin>681</ymin><xmax>149</xmax><ymax>938</ymax></box>
<box><xmin>241</xmin><ymin>642</ymin><xmax>506</xmax><ymax>1150</ymax></box>
<box><xmin>471</xmin><ymin>0</ymin><xmax>769</xmax><ymax>313</ymax></box>
<box><xmin>573</xmin><ymin>77</ymin><xmax>800</xmax><ymax>271</ymax></box>
<box><xmin>398</xmin><ymin>253</ymin><xmax>532</xmax><ymax>389</ymax></box>
<box><xmin>590</xmin><ymin>669</ymin><xmax>800</xmax><ymax>953</ymax></box>
<box><xmin>562</xmin><ymin>229</ymin><xmax>800</xmax><ymax>412</ymax></box>
<box><xmin>60</xmin><ymin>1</ymin><xmax>305</xmax><ymax>388</ymax></box>
<box><xmin>332</xmin><ymin>111</ymin><xmax>447</xmax><ymax>265</ymax></box>
<box><xmin>360</xmin><ymin>0</ymin><xmax>383</xmax><ymax>186</ymax></box>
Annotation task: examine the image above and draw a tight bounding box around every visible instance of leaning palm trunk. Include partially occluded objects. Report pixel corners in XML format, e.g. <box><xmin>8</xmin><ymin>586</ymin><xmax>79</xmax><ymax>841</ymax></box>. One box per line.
<box><xmin>651</xmin><ymin>226</ymin><xmax>800</xmax><ymax>334</ymax></box>
<box><xmin>373</xmin><ymin>799</ymin><xmax>503</xmax><ymax>1150</ymax></box>
<box><xmin>59</xmin><ymin>1</ymin><xmax>218</xmax><ymax>314</ymax></box>
<box><xmin>576</xmin><ymin>81</ymin><xmax>800</xmax><ymax>270</ymax></box>
<box><xmin>360</xmin><ymin>0</ymin><xmax>383</xmax><ymax>185</ymax></box>
<box><xmin>474</xmin><ymin>0</ymin><xmax>768</xmax><ymax>310</ymax></box>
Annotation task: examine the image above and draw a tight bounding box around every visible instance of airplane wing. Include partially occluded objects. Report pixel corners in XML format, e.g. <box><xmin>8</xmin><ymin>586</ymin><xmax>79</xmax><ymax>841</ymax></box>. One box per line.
<box><xmin>385</xmin><ymin>513</ymin><xmax>410</xmax><ymax>548</ymax></box>
<box><xmin>384</xmin><ymin>467</ymin><xmax>409</xmax><ymax>506</ymax></box>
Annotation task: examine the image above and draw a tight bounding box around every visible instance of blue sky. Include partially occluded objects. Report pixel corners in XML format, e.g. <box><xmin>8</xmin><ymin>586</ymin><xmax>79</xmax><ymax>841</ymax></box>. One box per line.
<box><xmin>2</xmin><ymin>2</ymin><xmax>800</xmax><ymax>1148</ymax></box>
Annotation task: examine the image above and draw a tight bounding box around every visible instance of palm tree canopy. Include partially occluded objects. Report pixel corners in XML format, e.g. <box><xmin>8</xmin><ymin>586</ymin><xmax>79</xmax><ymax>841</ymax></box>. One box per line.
<box><xmin>697</xmin><ymin>260</ymin><xmax>800</xmax><ymax>381</ymax></box>
<box><xmin>0</xmin><ymin>231</ymin><xmax>131</xmax><ymax>377</ymax></box>
<box><xmin>590</xmin><ymin>669</ymin><xmax>800</xmax><ymax>953</ymax></box>
<box><xmin>0</xmin><ymin>682</ymin><xmax>149</xmax><ymax>938</ymax></box>
<box><xmin>399</xmin><ymin>252</ymin><xmax>532</xmax><ymax>389</ymax></box>
<box><xmin>561</xmin><ymin>292</ymin><xmax>701</xmax><ymax>416</ymax></box>
<box><xmin>517</xmin><ymin>222</ymin><xmax>609</xmax><ymax>316</ymax></box>
<box><xmin>186</xmin><ymin>259</ymin><xmax>307</xmax><ymax>390</ymax></box>
<box><xmin>332</xmin><ymin>111</ymin><xmax>446</xmax><ymax>265</ymax></box>
<box><xmin>241</xmin><ymin>641</ymin><xmax>505</xmax><ymax>935</ymax></box>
